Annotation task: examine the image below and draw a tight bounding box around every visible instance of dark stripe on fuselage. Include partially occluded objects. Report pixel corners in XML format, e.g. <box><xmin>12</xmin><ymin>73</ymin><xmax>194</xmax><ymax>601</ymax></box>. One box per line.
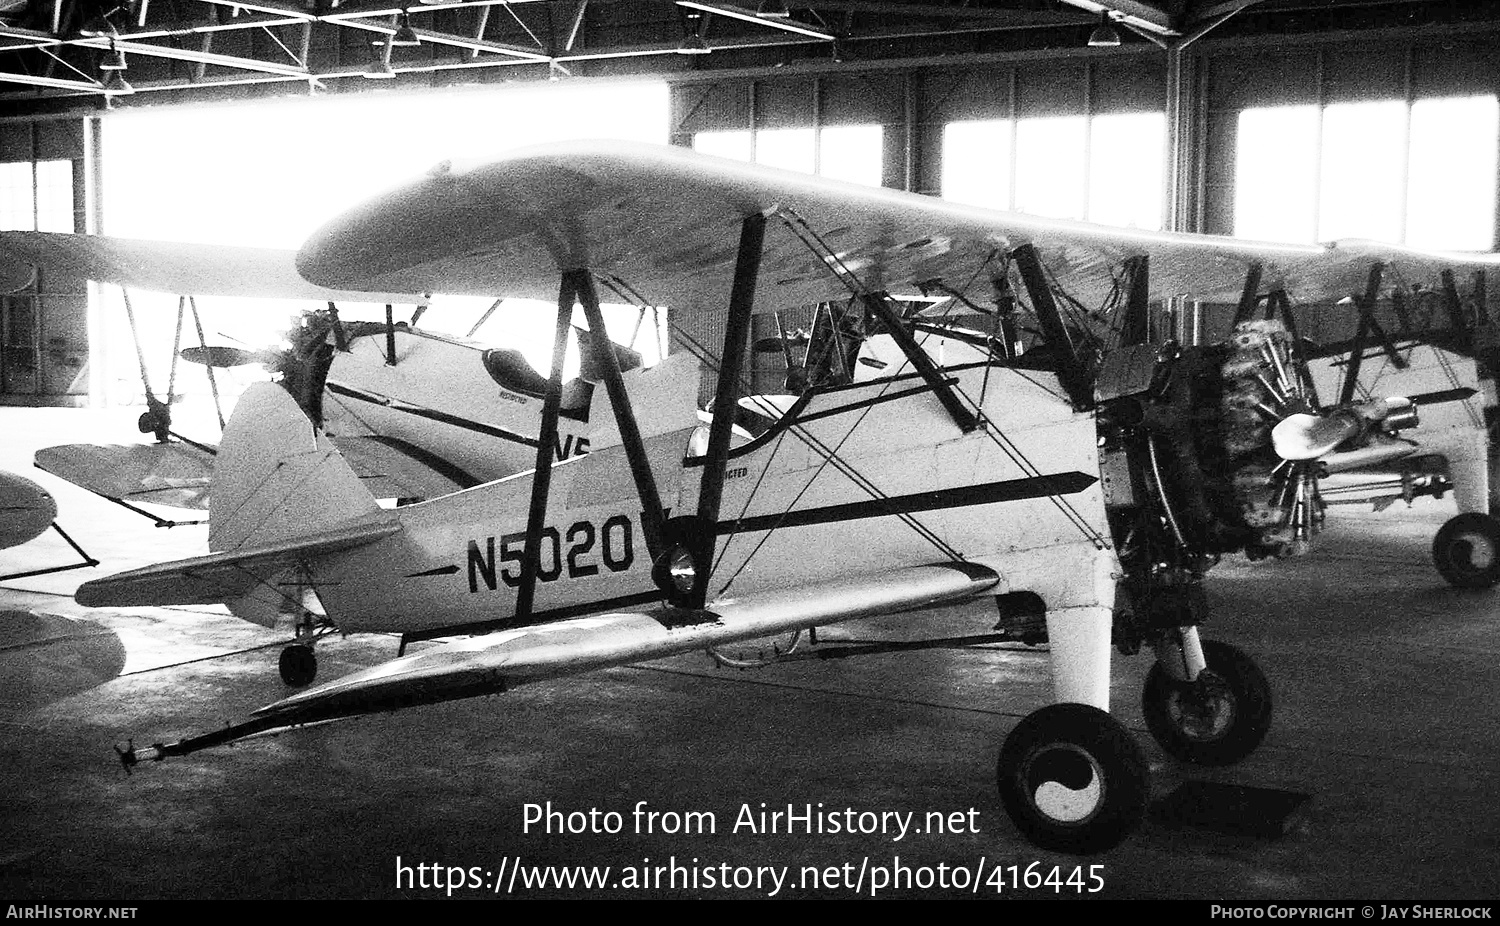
<box><xmin>326</xmin><ymin>381</ymin><xmax>540</xmax><ymax>448</ymax></box>
<box><xmin>715</xmin><ymin>471</ymin><xmax>1099</xmax><ymax>535</ymax></box>
<box><xmin>359</xmin><ymin>435</ymin><xmax>485</xmax><ymax>490</ymax></box>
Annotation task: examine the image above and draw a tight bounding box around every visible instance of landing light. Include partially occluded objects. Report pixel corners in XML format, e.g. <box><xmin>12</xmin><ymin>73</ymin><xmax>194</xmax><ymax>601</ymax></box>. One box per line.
<box><xmin>666</xmin><ymin>546</ymin><xmax>698</xmax><ymax>595</ymax></box>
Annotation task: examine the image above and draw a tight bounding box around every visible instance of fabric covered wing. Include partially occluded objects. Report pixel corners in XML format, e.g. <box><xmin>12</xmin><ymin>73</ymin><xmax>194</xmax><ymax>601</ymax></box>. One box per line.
<box><xmin>35</xmin><ymin>441</ymin><xmax>216</xmax><ymax>510</ymax></box>
<box><xmin>296</xmin><ymin>140</ymin><xmax>1500</xmax><ymax>314</ymax></box>
<box><xmin>73</xmin><ymin>519</ymin><xmax>400</xmax><ymax>608</ymax></box>
<box><xmin>0</xmin><ymin>230</ymin><xmax>423</xmax><ymax>304</ymax></box>
<box><xmin>121</xmin><ymin>561</ymin><xmax>999</xmax><ymax>761</ymax></box>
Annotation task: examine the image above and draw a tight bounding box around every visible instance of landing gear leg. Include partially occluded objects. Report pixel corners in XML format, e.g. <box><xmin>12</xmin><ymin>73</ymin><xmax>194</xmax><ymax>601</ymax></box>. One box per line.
<box><xmin>1432</xmin><ymin>512</ymin><xmax>1500</xmax><ymax>588</ymax></box>
<box><xmin>1143</xmin><ymin>628</ymin><xmax>1271</xmax><ymax>766</ymax></box>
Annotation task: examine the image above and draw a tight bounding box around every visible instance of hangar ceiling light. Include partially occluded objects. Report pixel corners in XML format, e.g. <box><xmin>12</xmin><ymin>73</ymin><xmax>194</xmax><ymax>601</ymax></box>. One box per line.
<box><xmin>1088</xmin><ymin>11</ymin><xmax>1121</xmax><ymax>48</ymax></box>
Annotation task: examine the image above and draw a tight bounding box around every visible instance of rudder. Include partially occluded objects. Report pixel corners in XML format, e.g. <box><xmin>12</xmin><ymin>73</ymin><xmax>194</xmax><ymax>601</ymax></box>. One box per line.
<box><xmin>210</xmin><ymin>382</ymin><xmax>382</xmax><ymax>553</ymax></box>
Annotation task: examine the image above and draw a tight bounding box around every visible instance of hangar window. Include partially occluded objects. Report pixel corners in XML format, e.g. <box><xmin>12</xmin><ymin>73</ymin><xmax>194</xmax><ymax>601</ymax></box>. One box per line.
<box><xmin>1235</xmin><ymin>94</ymin><xmax>1498</xmax><ymax>249</ymax></box>
<box><xmin>941</xmin><ymin>112</ymin><xmax>1165</xmax><ymax>230</ymax></box>
<box><xmin>941</xmin><ymin>120</ymin><xmax>1013</xmax><ymax>210</ymax></box>
<box><xmin>0</xmin><ymin>159</ymin><xmax>73</xmax><ymax>233</ymax></box>
<box><xmin>691</xmin><ymin>124</ymin><xmax>885</xmax><ymax>186</ymax></box>
<box><xmin>1408</xmin><ymin>95</ymin><xmax>1499</xmax><ymax>250</ymax></box>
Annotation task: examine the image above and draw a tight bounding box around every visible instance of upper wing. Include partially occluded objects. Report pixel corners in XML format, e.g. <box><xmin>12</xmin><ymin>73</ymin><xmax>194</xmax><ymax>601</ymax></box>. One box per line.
<box><xmin>0</xmin><ymin>470</ymin><xmax>57</xmax><ymax>550</ymax></box>
<box><xmin>35</xmin><ymin>441</ymin><xmax>216</xmax><ymax>510</ymax></box>
<box><xmin>119</xmin><ymin>561</ymin><xmax>998</xmax><ymax>761</ymax></box>
<box><xmin>296</xmin><ymin>140</ymin><xmax>1500</xmax><ymax>312</ymax></box>
<box><xmin>0</xmin><ymin>230</ymin><xmax>425</xmax><ymax>304</ymax></box>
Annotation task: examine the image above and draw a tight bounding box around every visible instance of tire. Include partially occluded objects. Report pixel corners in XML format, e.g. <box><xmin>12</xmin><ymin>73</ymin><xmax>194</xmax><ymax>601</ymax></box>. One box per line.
<box><xmin>278</xmin><ymin>644</ymin><xmax>317</xmax><ymax>687</ymax></box>
<box><xmin>996</xmin><ymin>703</ymin><xmax>1148</xmax><ymax>855</ymax></box>
<box><xmin>1432</xmin><ymin>512</ymin><xmax>1500</xmax><ymax>589</ymax></box>
<box><xmin>1142</xmin><ymin>639</ymin><xmax>1271</xmax><ymax>766</ymax></box>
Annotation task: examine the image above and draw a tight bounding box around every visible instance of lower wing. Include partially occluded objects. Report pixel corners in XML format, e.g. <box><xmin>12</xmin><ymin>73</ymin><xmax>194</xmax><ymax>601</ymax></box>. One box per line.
<box><xmin>119</xmin><ymin>561</ymin><xmax>999</xmax><ymax>763</ymax></box>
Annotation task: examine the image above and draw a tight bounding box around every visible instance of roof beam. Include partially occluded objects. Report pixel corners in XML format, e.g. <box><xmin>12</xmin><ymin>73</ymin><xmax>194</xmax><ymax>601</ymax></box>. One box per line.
<box><xmin>75</xmin><ymin>36</ymin><xmax>311</xmax><ymax>76</ymax></box>
<box><xmin>0</xmin><ymin>71</ymin><xmax>102</xmax><ymax>91</ymax></box>
<box><xmin>1054</xmin><ymin>1</ymin><xmax>1178</xmax><ymax>36</ymax></box>
<box><xmin>327</xmin><ymin>18</ymin><xmax>552</xmax><ymax>61</ymax></box>
<box><xmin>675</xmin><ymin>1</ymin><xmax>836</xmax><ymax>40</ymax></box>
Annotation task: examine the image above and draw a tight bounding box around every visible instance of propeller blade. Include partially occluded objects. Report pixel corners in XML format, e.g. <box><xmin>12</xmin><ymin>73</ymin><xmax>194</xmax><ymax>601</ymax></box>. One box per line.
<box><xmin>1271</xmin><ymin>412</ymin><xmax>1362</xmax><ymax>462</ymax></box>
<box><xmin>180</xmin><ymin>345</ymin><xmax>265</xmax><ymax>368</ymax></box>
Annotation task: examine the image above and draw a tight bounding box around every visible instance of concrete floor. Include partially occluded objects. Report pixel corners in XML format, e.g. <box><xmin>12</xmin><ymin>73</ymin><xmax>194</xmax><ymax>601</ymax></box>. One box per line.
<box><xmin>1</xmin><ymin>406</ymin><xmax>1497</xmax><ymax>900</ymax></box>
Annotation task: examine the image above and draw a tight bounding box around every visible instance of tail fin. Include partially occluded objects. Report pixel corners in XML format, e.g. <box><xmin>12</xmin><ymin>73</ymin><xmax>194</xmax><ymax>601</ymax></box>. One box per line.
<box><xmin>209</xmin><ymin>382</ymin><xmax>384</xmax><ymax>629</ymax></box>
<box><xmin>210</xmin><ymin>382</ymin><xmax>381</xmax><ymax>554</ymax></box>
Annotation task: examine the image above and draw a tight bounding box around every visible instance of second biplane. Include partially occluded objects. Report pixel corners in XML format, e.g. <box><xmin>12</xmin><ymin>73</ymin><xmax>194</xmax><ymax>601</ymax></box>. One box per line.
<box><xmin>78</xmin><ymin>142</ymin><xmax>1500</xmax><ymax>854</ymax></box>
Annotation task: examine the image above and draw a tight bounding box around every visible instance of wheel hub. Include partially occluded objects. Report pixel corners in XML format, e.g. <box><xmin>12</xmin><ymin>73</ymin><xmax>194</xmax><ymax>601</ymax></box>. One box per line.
<box><xmin>1024</xmin><ymin>743</ymin><xmax>1105</xmax><ymax>825</ymax></box>
<box><xmin>1170</xmin><ymin>672</ymin><xmax>1237</xmax><ymax>742</ymax></box>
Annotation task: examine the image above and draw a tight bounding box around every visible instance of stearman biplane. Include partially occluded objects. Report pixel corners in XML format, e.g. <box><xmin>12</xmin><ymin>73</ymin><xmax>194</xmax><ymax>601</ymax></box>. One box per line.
<box><xmin>1301</xmin><ymin>287</ymin><xmax>1500</xmax><ymax>587</ymax></box>
<box><xmin>78</xmin><ymin>141</ymin><xmax>1500</xmax><ymax>854</ymax></box>
<box><xmin>0</xmin><ymin>230</ymin><xmax>687</xmax><ymax>528</ymax></box>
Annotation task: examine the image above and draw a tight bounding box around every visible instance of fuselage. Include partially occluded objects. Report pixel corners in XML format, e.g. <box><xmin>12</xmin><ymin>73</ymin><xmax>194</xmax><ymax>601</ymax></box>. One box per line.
<box><xmin>311</xmin><ymin>337</ymin><xmax>1117</xmax><ymax>636</ymax></box>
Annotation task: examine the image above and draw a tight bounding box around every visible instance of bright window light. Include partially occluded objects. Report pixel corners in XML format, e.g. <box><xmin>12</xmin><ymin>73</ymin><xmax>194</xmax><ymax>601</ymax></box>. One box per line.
<box><xmin>755</xmin><ymin>127</ymin><xmax>816</xmax><ymax>174</ymax></box>
<box><xmin>1235</xmin><ymin>105</ymin><xmax>1320</xmax><ymax>243</ymax></box>
<box><xmin>1088</xmin><ymin>111</ymin><xmax>1164</xmax><ymax>230</ymax></box>
<box><xmin>0</xmin><ymin>163</ymin><xmax>36</xmax><ymax>231</ymax></box>
<box><xmin>1408</xmin><ymin>94</ymin><xmax>1498</xmax><ymax>250</ymax></box>
<box><xmin>941</xmin><ymin>120</ymin><xmax>1013</xmax><ymax>210</ymax></box>
<box><xmin>1319</xmin><ymin>100</ymin><xmax>1406</xmax><ymax>244</ymax></box>
<box><xmin>693</xmin><ymin>129</ymin><xmax>752</xmax><ymax>162</ymax></box>
<box><xmin>0</xmin><ymin>160</ymin><xmax>72</xmax><ymax>232</ymax></box>
<box><xmin>1014</xmin><ymin>116</ymin><xmax>1087</xmax><ymax>220</ymax></box>
<box><xmin>819</xmin><ymin>124</ymin><xmax>884</xmax><ymax>186</ymax></box>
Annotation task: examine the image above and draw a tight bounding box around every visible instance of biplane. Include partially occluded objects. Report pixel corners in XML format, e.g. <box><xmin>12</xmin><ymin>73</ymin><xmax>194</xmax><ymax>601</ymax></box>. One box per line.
<box><xmin>1307</xmin><ymin>314</ymin><xmax>1500</xmax><ymax>588</ymax></box>
<box><xmin>0</xmin><ymin>230</ymin><xmax>687</xmax><ymax>523</ymax></box>
<box><xmin>76</xmin><ymin>141</ymin><xmax>1500</xmax><ymax>854</ymax></box>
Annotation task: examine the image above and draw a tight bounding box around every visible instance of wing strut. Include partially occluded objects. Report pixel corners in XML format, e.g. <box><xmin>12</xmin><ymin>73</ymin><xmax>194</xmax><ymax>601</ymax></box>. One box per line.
<box><xmin>514</xmin><ymin>276</ymin><xmax>578</xmax><ymax>620</ymax></box>
<box><xmin>1009</xmin><ymin>244</ymin><xmax>1093</xmax><ymax>409</ymax></box>
<box><xmin>687</xmin><ymin>212</ymin><xmax>768</xmax><ymax>608</ymax></box>
<box><xmin>1119</xmin><ymin>255</ymin><xmax>1150</xmax><ymax>347</ymax></box>
<box><xmin>1338</xmin><ymin>263</ymin><xmax>1389</xmax><ymax>406</ymax></box>
<box><xmin>1231</xmin><ymin>261</ymin><xmax>1264</xmax><ymax>327</ymax></box>
<box><xmin>861</xmin><ymin>293</ymin><xmax>980</xmax><ymax>433</ymax></box>
<box><xmin>570</xmin><ymin>269</ymin><xmax>666</xmax><ymax>559</ymax></box>
<box><xmin>1440</xmin><ymin>270</ymin><xmax>1472</xmax><ymax>351</ymax></box>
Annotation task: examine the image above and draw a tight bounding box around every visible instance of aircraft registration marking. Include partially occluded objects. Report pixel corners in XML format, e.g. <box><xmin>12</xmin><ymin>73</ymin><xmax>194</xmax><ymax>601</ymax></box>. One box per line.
<box><xmin>467</xmin><ymin>516</ymin><xmax>634</xmax><ymax>593</ymax></box>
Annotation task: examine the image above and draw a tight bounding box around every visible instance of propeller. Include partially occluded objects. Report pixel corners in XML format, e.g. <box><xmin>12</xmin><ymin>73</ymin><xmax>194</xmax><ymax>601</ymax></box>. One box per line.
<box><xmin>1223</xmin><ymin>320</ymin><xmax>1417</xmax><ymax>555</ymax></box>
<box><xmin>179</xmin><ymin>345</ymin><xmax>271</xmax><ymax>368</ymax></box>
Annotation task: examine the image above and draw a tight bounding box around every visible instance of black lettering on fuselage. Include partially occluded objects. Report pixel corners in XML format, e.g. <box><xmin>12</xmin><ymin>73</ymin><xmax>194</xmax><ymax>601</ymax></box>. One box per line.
<box><xmin>467</xmin><ymin>537</ymin><xmax>497</xmax><ymax>593</ymax></box>
<box><xmin>466</xmin><ymin>516</ymin><xmax>635</xmax><ymax>593</ymax></box>
<box><xmin>553</xmin><ymin>434</ymin><xmax>592</xmax><ymax>461</ymax></box>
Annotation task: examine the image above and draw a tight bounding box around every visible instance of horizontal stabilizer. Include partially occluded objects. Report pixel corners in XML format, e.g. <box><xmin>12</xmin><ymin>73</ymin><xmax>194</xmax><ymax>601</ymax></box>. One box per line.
<box><xmin>36</xmin><ymin>441</ymin><xmax>216</xmax><ymax>510</ymax></box>
<box><xmin>75</xmin><ymin>518</ymin><xmax>400</xmax><ymax>608</ymax></box>
<box><xmin>114</xmin><ymin>562</ymin><xmax>999</xmax><ymax>764</ymax></box>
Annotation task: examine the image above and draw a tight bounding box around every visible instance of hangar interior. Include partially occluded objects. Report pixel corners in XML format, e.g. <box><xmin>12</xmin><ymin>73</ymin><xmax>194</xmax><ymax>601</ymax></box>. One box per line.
<box><xmin>1</xmin><ymin>0</ymin><xmax>1499</xmax><ymax>900</ymax></box>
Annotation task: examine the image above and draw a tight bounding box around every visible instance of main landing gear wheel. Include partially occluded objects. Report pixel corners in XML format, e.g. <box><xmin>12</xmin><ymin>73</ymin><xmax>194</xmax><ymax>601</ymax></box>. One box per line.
<box><xmin>996</xmin><ymin>703</ymin><xmax>1148</xmax><ymax>855</ymax></box>
<box><xmin>1432</xmin><ymin>512</ymin><xmax>1500</xmax><ymax>589</ymax></box>
<box><xmin>1142</xmin><ymin>639</ymin><xmax>1271</xmax><ymax>766</ymax></box>
<box><xmin>279</xmin><ymin>644</ymin><xmax>318</xmax><ymax>687</ymax></box>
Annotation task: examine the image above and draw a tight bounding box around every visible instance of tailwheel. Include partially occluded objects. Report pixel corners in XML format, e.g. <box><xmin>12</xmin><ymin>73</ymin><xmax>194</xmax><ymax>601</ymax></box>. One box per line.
<box><xmin>996</xmin><ymin>703</ymin><xmax>1148</xmax><ymax>855</ymax></box>
<box><xmin>278</xmin><ymin>643</ymin><xmax>318</xmax><ymax>687</ymax></box>
<box><xmin>1142</xmin><ymin>639</ymin><xmax>1271</xmax><ymax>766</ymax></box>
<box><xmin>1432</xmin><ymin>512</ymin><xmax>1500</xmax><ymax>589</ymax></box>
